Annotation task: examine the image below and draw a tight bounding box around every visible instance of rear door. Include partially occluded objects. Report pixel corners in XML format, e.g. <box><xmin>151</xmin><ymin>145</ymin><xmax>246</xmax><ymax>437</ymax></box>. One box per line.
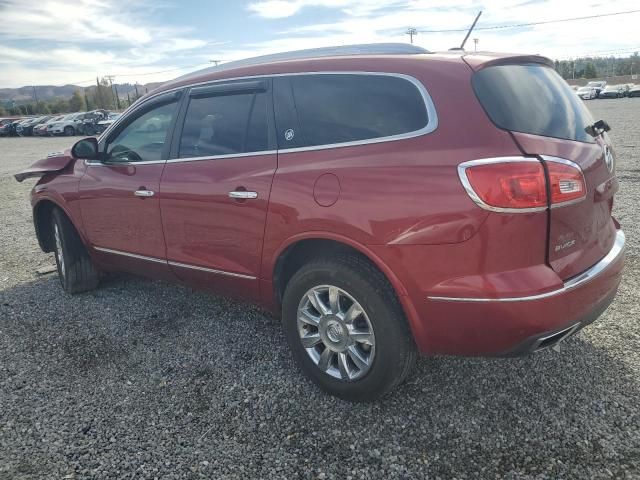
<box><xmin>471</xmin><ymin>62</ymin><xmax>618</xmax><ymax>279</ymax></box>
<box><xmin>160</xmin><ymin>79</ymin><xmax>277</xmax><ymax>300</ymax></box>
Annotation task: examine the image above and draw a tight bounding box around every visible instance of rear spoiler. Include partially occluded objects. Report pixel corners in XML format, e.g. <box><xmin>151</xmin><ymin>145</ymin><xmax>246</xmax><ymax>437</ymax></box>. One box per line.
<box><xmin>462</xmin><ymin>53</ymin><xmax>553</xmax><ymax>72</ymax></box>
<box><xmin>14</xmin><ymin>150</ymin><xmax>74</xmax><ymax>182</ymax></box>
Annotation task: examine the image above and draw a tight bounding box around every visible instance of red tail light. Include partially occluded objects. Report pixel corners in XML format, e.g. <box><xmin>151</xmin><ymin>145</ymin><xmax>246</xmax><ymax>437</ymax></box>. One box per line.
<box><xmin>458</xmin><ymin>157</ymin><xmax>585</xmax><ymax>212</ymax></box>
<box><xmin>544</xmin><ymin>157</ymin><xmax>587</xmax><ymax>206</ymax></box>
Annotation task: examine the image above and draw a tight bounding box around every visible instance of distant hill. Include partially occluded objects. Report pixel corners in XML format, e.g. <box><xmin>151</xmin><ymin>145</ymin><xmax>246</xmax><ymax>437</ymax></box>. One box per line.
<box><xmin>0</xmin><ymin>82</ymin><xmax>163</xmax><ymax>103</ymax></box>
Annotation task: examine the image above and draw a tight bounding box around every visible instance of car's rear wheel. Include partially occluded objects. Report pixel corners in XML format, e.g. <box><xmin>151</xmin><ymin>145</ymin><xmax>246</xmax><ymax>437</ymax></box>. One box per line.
<box><xmin>63</xmin><ymin>126</ymin><xmax>75</xmax><ymax>136</ymax></box>
<box><xmin>52</xmin><ymin>208</ymin><xmax>99</xmax><ymax>293</ymax></box>
<box><xmin>282</xmin><ymin>254</ymin><xmax>416</xmax><ymax>401</ymax></box>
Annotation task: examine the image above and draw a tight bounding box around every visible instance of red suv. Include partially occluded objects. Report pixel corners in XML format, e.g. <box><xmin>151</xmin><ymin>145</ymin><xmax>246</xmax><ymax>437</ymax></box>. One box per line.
<box><xmin>16</xmin><ymin>44</ymin><xmax>625</xmax><ymax>400</ymax></box>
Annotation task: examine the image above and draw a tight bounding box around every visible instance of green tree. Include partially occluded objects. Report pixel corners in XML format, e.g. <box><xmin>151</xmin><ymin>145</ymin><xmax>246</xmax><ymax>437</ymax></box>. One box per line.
<box><xmin>69</xmin><ymin>89</ymin><xmax>86</xmax><ymax>112</ymax></box>
<box><xmin>0</xmin><ymin>105</ymin><xmax>7</xmax><ymax>116</ymax></box>
<box><xmin>94</xmin><ymin>78</ymin><xmax>114</xmax><ymax>109</ymax></box>
<box><xmin>583</xmin><ymin>62</ymin><xmax>597</xmax><ymax>79</ymax></box>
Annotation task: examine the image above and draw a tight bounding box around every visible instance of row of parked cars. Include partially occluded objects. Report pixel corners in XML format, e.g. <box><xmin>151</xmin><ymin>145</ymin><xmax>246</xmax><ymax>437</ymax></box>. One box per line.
<box><xmin>574</xmin><ymin>81</ymin><xmax>640</xmax><ymax>100</ymax></box>
<box><xmin>0</xmin><ymin>110</ymin><xmax>122</xmax><ymax>137</ymax></box>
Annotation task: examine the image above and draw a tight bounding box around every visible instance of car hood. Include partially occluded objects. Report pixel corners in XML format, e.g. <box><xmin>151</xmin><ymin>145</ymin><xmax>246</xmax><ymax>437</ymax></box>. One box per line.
<box><xmin>14</xmin><ymin>150</ymin><xmax>74</xmax><ymax>182</ymax></box>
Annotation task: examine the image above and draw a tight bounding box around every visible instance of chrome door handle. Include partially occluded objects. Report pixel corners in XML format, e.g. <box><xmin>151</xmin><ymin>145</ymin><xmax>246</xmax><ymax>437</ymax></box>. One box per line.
<box><xmin>228</xmin><ymin>191</ymin><xmax>258</xmax><ymax>199</ymax></box>
<box><xmin>134</xmin><ymin>189</ymin><xmax>155</xmax><ymax>197</ymax></box>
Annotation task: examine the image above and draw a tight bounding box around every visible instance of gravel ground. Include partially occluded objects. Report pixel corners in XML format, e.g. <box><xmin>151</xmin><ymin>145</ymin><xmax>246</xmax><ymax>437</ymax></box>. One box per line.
<box><xmin>1</xmin><ymin>100</ymin><xmax>639</xmax><ymax>479</ymax></box>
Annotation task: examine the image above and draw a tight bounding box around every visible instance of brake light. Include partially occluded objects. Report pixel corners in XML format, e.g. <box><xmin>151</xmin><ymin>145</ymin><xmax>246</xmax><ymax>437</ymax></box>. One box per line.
<box><xmin>458</xmin><ymin>157</ymin><xmax>585</xmax><ymax>212</ymax></box>
<box><xmin>459</xmin><ymin>159</ymin><xmax>547</xmax><ymax>211</ymax></box>
<box><xmin>545</xmin><ymin>159</ymin><xmax>586</xmax><ymax>206</ymax></box>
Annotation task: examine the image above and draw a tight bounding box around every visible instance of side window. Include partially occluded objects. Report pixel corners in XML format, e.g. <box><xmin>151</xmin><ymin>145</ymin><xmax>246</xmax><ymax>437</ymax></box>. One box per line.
<box><xmin>284</xmin><ymin>74</ymin><xmax>428</xmax><ymax>148</ymax></box>
<box><xmin>178</xmin><ymin>92</ymin><xmax>268</xmax><ymax>158</ymax></box>
<box><xmin>106</xmin><ymin>101</ymin><xmax>177</xmax><ymax>163</ymax></box>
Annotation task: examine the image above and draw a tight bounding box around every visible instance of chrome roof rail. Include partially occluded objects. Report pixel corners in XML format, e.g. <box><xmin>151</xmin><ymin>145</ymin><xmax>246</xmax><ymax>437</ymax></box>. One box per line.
<box><xmin>174</xmin><ymin>43</ymin><xmax>431</xmax><ymax>82</ymax></box>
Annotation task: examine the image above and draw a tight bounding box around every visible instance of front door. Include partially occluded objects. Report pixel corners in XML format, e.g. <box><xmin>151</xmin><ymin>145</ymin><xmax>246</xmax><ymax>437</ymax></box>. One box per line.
<box><xmin>78</xmin><ymin>93</ymin><xmax>181</xmax><ymax>278</ymax></box>
<box><xmin>160</xmin><ymin>80</ymin><xmax>277</xmax><ymax>300</ymax></box>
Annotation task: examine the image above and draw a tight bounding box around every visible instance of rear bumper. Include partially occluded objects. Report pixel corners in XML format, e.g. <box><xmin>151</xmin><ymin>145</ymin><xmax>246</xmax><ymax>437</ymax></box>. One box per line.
<box><xmin>414</xmin><ymin>229</ymin><xmax>625</xmax><ymax>355</ymax></box>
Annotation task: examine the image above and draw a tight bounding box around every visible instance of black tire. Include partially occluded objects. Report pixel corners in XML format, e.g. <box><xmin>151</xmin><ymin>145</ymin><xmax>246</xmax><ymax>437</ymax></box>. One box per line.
<box><xmin>282</xmin><ymin>254</ymin><xmax>416</xmax><ymax>401</ymax></box>
<box><xmin>64</xmin><ymin>126</ymin><xmax>75</xmax><ymax>136</ymax></box>
<box><xmin>51</xmin><ymin>208</ymin><xmax>99</xmax><ymax>293</ymax></box>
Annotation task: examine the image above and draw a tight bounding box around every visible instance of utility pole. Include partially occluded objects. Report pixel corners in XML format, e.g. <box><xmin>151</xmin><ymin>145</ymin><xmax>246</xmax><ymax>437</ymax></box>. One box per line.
<box><xmin>405</xmin><ymin>28</ymin><xmax>417</xmax><ymax>44</ymax></box>
<box><xmin>32</xmin><ymin>86</ymin><xmax>39</xmax><ymax>104</ymax></box>
<box><xmin>209</xmin><ymin>59</ymin><xmax>221</xmax><ymax>66</ymax></box>
<box><xmin>134</xmin><ymin>83</ymin><xmax>140</xmax><ymax>100</ymax></box>
<box><xmin>473</xmin><ymin>38</ymin><xmax>478</xmax><ymax>52</ymax></box>
<box><xmin>113</xmin><ymin>84</ymin><xmax>121</xmax><ymax>110</ymax></box>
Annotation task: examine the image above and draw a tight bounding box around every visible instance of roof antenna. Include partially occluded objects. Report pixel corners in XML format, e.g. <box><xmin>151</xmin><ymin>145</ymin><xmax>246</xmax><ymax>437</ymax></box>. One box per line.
<box><xmin>451</xmin><ymin>11</ymin><xmax>482</xmax><ymax>51</ymax></box>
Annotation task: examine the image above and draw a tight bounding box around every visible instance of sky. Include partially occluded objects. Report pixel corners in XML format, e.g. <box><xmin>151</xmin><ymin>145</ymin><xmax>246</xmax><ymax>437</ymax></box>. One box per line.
<box><xmin>0</xmin><ymin>0</ymin><xmax>638</xmax><ymax>88</ymax></box>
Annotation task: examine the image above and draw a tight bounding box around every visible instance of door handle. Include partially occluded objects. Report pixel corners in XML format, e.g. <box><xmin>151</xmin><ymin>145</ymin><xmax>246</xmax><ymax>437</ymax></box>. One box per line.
<box><xmin>228</xmin><ymin>191</ymin><xmax>258</xmax><ymax>199</ymax></box>
<box><xmin>134</xmin><ymin>189</ymin><xmax>155</xmax><ymax>198</ymax></box>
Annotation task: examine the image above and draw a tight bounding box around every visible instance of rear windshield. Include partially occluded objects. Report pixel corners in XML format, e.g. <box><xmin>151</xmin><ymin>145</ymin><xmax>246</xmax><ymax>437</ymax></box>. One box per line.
<box><xmin>472</xmin><ymin>64</ymin><xmax>595</xmax><ymax>143</ymax></box>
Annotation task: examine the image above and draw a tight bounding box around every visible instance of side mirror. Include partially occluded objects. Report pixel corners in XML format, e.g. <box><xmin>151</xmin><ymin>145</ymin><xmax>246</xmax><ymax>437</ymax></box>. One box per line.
<box><xmin>71</xmin><ymin>137</ymin><xmax>99</xmax><ymax>160</ymax></box>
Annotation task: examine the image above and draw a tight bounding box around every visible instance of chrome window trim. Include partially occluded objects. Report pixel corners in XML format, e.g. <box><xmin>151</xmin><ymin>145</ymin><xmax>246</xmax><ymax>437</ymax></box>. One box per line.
<box><xmin>166</xmin><ymin>150</ymin><xmax>278</xmax><ymax>164</ymax></box>
<box><xmin>457</xmin><ymin>157</ymin><xmax>548</xmax><ymax>214</ymax></box>
<box><xmin>427</xmin><ymin>229</ymin><xmax>625</xmax><ymax>303</ymax></box>
<box><xmin>93</xmin><ymin>246</ymin><xmax>256</xmax><ymax>280</ymax></box>
<box><xmin>85</xmin><ymin>159</ymin><xmax>166</xmax><ymax>166</ymax></box>
<box><xmin>99</xmin><ymin>71</ymin><xmax>439</xmax><ymax>153</ymax></box>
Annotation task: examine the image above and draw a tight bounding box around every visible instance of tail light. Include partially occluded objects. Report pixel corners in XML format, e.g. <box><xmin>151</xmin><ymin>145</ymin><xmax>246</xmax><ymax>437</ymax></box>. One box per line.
<box><xmin>458</xmin><ymin>157</ymin><xmax>585</xmax><ymax>212</ymax></box>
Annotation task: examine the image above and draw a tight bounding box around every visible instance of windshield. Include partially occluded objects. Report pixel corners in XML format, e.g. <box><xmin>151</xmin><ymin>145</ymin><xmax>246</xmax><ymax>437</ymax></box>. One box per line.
<box><xmin>472</xmin><ymin>63</ymin><xmax>595</xmax><ymax>143</ymax></box>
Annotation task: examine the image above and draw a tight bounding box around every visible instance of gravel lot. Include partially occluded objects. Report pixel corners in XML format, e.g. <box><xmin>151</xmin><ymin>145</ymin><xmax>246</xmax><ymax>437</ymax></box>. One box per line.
<box><xmin>1</xmin><ymin>100</ymin><xmax>639</xmax><ymax>479</ymax></box>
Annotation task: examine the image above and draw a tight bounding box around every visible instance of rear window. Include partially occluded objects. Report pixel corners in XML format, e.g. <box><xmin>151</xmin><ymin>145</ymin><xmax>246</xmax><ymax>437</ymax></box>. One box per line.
<box><xmin>472</xmin><ymin>64</ymin><xmax>595</xmax><ymax>143</ymax></box>
<box><xmin>285</xmin><ymin>74</ymin><xmax>429</xmax><ymax>148</ymax></box>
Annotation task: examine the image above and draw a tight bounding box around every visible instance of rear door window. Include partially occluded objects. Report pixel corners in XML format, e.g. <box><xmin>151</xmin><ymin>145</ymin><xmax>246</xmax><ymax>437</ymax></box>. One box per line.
<box><xmin>472</xmin><ymin>63</ymin><xmax>595</xmax><ymax>143</ymax></box>
<box><xmin>275</xmin><ymin>73</ymin><xmax>429</xmax><ymax>149</ymax></box>
<box><xmin>178</xmin><ymin>91</ymin><xmax>268</xmax><ymax>158</ymax></box>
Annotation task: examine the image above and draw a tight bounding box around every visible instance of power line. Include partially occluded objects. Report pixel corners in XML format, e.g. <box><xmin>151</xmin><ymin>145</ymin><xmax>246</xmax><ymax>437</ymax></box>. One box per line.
<box><xmin>415</xmin><ymin>9</ymin><xmax>640</xmax><ymax>33</ymax></box>
<box><xmin>556</xmin><ymin>47</ymin><xmax>640</xmax><ymax>60</ymax></box>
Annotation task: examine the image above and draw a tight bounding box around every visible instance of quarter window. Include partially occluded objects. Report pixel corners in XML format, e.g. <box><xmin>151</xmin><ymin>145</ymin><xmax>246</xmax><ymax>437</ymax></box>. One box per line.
<box><xmin>106</xmin><ymin>101</ymin><xmax>178</xmax><ymax>163</ymax></box>
<box><xmin>283</xmin><ymin>74</ymin><xmax>428</xmax><ymax>148</ymax></box>
<box><xmin>179</xmin><ymin>92</ymin><xmax>268</xmax><ymax>158</ymax></box>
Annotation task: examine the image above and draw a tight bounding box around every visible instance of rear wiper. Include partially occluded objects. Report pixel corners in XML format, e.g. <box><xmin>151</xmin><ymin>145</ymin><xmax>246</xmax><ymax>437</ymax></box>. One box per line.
<box><xmin>585</xmin><ymin>119</ymin><xmax>611</xmax><ymax>138</ymax></box>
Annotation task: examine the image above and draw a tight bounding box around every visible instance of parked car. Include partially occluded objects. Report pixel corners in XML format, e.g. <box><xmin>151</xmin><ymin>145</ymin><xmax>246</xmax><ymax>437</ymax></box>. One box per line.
<box><xmin>586</xmin><ymin>80</ymin><xmax>606</xmax><ymax>95</ymax></box>
<box><xmin>0</xmin><ymin>118</ymin><xmax>23</xmax><ymax>136</ymax></box>
<box><xmin>33</xmin><ymin>115</ymin><xmax>65</xmax><ymax>136</ymax></box>
<box><xmin>576</xmin><ymin>86</ymin><xmax>597</xmax><ymax>100</ymax></box>
<box><xmin>628</xmin><ymin>85</ymin><xmax>640</xmax><ymax>97</ymax></box>
<box><xmin>17</xmin><ymin>116</ymin><xmax>51</xmax><ymax>136</ymax></box>
<box><xmin>47</xmin><ymin>112</ymin><xmax>86</xmax><ymax>136</ymax></box>
<box><xmin>15</xmin><ymin>44</ymin><xmax>625</xmax><ymax>400</ymax></box>
<box><xmin>599</xmin><ymin>85</ymin><xmax>623</xmax><ymax>98</ymax></box>
<box><xmin>1</xmin><ymin>118</ymin><xmax>28</xmax><ymax>137</ymax></box>
<box><xmin>95</xmin><ymin>112</ymin><xmax>122</xmax><ymax>134</ymax></box>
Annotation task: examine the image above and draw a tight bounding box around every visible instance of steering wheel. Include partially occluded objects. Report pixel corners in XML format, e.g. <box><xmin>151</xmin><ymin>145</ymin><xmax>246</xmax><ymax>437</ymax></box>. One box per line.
<box><xmin>109</xmin><ymin>144</ymin><xmax>142</xmax><ymax>163</ymax></box>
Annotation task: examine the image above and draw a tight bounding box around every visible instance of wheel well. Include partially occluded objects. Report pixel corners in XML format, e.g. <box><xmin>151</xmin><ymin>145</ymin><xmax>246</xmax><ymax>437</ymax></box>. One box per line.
<box><xmin>33</xmin><ymin>200</ymin><xmax>59</xmax><ymax>252</ymax></box>
<box><xmin>273</xmin><ymin>238</ymin><xmax>387</xmax><ymax>305</ymax></box>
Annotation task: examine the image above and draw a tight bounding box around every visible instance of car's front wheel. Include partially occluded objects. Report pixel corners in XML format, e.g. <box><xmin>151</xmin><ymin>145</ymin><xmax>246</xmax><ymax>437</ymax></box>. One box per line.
<box><xmin>52</xmin><ymin>208</ymin><xmax>99</xmax><ymax>293</ymax></box>
<box><xmin>282</xmin><ymin>255</ymin><xmax>416</xmax><ymax>401</ymax></box>
<box><xmin>63</xmin><ymin>126</ymin><xmax>75</xmax><ymax>136</ymax></box>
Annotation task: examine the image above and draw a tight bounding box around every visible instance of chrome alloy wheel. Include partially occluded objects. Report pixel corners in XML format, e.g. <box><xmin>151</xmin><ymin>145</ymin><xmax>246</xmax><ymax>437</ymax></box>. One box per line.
<box><xmin>54</xmin><ymin>222</ymin><xmax>65</xmax><ymax>278</ymax></box>
<box><xmin>297</xmin><ymin>285</ymin><xmax>375</xmax><ymax>380</ymax></box>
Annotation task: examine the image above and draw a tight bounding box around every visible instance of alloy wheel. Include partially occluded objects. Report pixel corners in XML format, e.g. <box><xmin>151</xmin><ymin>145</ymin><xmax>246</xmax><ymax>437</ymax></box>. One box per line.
<box><xmin>54</xmin><ymin>222</ymin><xmax>65</xmax><ymax>279</ymax></box>
<box><xmin>297</xmin><ymin>285</ymin><xmax>375</xmax><ymax>381</ymax></box>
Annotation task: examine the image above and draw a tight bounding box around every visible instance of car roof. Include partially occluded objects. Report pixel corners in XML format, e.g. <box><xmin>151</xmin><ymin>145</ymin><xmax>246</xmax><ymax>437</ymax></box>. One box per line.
<box><xmin>147</xmin><ymin>43</ymin><xmax>552</xmax><ymax>99</ymax></box>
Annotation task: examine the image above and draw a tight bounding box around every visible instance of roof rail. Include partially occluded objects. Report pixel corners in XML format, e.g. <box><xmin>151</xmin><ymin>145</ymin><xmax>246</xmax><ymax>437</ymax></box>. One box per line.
<box><xmin>174</xmin><ymin>43</ymin><xmax>430</xmax><ymax>82</ymax></box>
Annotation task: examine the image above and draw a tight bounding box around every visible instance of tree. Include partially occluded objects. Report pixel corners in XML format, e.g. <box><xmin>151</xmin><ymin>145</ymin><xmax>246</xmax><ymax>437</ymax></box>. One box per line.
<box><xmin>583</xmin><ymin>62</ymin><xmax>597</xmax><ymax>79</ymax></box>
<box><xmin>0</xmin><ymin>105</ymin><xmax>6</xmax><ymax>116</ymax></box>
<box><xmin>94</xmin><ymin>78</ymin><xmax>114</xmax><ymax>109</ymax></box>
<box><xmin>69</xmin><ymin>90</ymin><xmax>86</xmax><ymax>112</ymax></box>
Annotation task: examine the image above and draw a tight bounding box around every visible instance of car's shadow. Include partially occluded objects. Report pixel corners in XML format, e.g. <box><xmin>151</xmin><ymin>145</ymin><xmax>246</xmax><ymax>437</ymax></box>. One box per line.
<box><xmin>1</xmin><ymin>273</ymin><xmax>638</xmax><ymax>477</ymax></box>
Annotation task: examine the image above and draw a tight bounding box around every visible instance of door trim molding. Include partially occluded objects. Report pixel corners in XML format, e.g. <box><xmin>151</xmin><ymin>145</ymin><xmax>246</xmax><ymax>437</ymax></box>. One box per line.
<box><xmin>93</xmin><ymin>246</ymin><xmax>256</xmax><ymax>280</ymax></box>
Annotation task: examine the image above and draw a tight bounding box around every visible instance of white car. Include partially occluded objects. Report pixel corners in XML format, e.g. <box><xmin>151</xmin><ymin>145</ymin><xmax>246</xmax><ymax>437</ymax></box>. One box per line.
<box><xmin>576</xmin><ymin>86</ymin><xmax>597</xmax><ymax>100</ymax></box>
<box><xmin>47</xmin><ymin>112</ymin><xmax>87</xmax><ymax>136</ymax></box>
